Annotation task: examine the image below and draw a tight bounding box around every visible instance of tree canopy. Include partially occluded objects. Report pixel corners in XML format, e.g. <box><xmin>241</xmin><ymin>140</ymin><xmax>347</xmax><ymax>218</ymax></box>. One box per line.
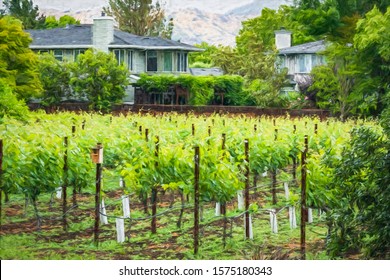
<box><xmin>103</xmin><ymin>0</ymin><xmax>173</xmax><ymax>38</ymax></box>
<box><xmin>0</xmin><ymin>0</ymin><xmax>45</xmax><ymax>29</ymax></box>
<box><xmin>44</xmin><ymin>15</ymin><xmax>80</xmax><ymax>29</ymax></box>
<box><xmin>0</xmin><ymin>15</ymin><xmax>41</xmax><ymax>100</ymax></box>
<box><xmin>70</xmin><ymin>49</ymin><xmax>130</xmax><ymax>112</ymax></box>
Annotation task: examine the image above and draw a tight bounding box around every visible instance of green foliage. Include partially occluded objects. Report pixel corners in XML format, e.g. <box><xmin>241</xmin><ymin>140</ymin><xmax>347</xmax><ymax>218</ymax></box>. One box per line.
<box><xmin>354</xmin><ymin>6</ymin><xmax>390</xmax><ymax>115</ymax></box>
<box><xmin>309</xmin><ymin>65</ymin><xmax>340</xmax><ymax>110</ymax></box>
<box><xmin>38</xmin><ymin>53</ymin><xmax>72</xmax><ymax>106</ymax></box>
<box><xmin>137</xmin><ymin>73</ymin><xmax>176</xmax><ymax>93</ymax></box>
<box><xmin>103</xmin><ymin>0</ymin><xmax>173</xmax><ymax>38</ymax></box>
<box><xmin>71</xmin><ymin>49</ymin><xmax>129</xmax><ymax>112</ymax></box>
<box><xmin>0</xmin><ymin>0</ymin><xmax>46</xmax><ymax>29</ymax></box>
<box><xmin>44</xmin><ymin>15</ymin><xmax>80</xmax><ymax>29</ymax></box>
<box><xmin>327</xmin><ymin>126</ymin><xmax>390</xmax><ymax>258</ymax></box>
<box><xmin>177</xmin><ymin>74</ymin><xmax>214</xmax><ymax>105</ymax></box>
<box><xmin>214</xmin><ymin>75</ymin><xmax>251</xmax><ymax>106</ymax></box>
<box><xmin>0</xmin><ymin>80</ymin><xmax>29</xmax><ymax>120</ymax></box>
<box><xmin>0</xmin><ymin>15</ymin><xmax>42</xmax><ymax>100</ymax></box>
<box><xmin>236</xmin><ymin>7</ymin><xmax>294</xmax><ymax>51</ymax></box>
<box><xmin>188</xmin><ymin>42</ymin><xmax>219</xmax><ymax>67</ymax></box>
<box><xmin>291</xmin><ymin>2</ymin><xmax>341</xmax><ymax>39</ymax></box>
<box><xmin>136</xmin><ymin>74</ymin><xmax>250</xmax><ymax>106</ymax></box>
<box><xmin>333</xmin><ymin>0</ymin><xmax>390</xmax><ymax>17</ymax></box>
<box><xmin>308</xmin><ymin>43</ymin><xmax>373</xmax><ymax>119</ymax></box>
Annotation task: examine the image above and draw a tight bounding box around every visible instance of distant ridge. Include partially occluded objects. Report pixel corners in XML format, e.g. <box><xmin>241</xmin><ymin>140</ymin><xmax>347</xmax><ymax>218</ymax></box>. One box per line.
<box><xmin>33</xmin><ymin>0</ymin><xmax>291</xmax><ymax>46</ymax></box>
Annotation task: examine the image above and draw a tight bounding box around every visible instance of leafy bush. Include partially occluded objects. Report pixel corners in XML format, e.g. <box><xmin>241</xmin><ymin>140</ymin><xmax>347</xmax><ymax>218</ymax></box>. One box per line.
<box><xmin>0</xmin><ymin>80</ymin><xmax>29</xmax><ymax>121</ymax></box>
<box><xmin>38</xmin><ymin>53</ymin><xmax>73</xmax><ymax>106</ymax></box>
<box><xmin>247</xmin><ymin>79</ymin><xmax>289</xmax><ymax>108</ymax></box>
<box><xmin>326</xmin><ymin>125</ymin><xmax>390</xmax><ymax>258</ymax></box>
<box><xmin>71</xmin><ymin>49</ymin><xmax>129</xmax><ymax>112</ymax></box>
<box><xmin>136</xmin><ymin>74</ymin><xmax>251</xmax><ymax>106</ymax></box>
<box><xmin>176</xmin><ymin>75</ymin><xmax>214</xmax><ymax>105</ymax></box>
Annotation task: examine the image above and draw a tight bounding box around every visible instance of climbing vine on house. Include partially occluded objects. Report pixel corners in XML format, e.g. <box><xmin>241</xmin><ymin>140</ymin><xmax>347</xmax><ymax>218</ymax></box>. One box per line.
<box><xmin>135</xmin><ymin>74</ymin><xmax>251</xmax><ymax>106</ymax></box>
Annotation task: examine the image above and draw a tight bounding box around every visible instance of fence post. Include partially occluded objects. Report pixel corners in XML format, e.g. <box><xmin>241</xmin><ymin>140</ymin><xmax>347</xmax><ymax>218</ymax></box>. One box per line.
<box><xmin>244</xmin><ymin>139</ymin><xmax>250</xmax><ymax>240</ymax></box>
<box><xmin>92</xmin><ymin>143</ymin><xmax>103</xmax><ymax>246</ymax></box>
<box><xmin>301</xmin><ymin>135</ymin><xmax>308</xmax><ymax>259</ymax></box>
<box><xmin>62</xmin><ymin>137</ymin><xmax>68</xmax><ymax>231</ymax></box>
<box><xmin>151</xmin><ymin>136</ymin><xmax>159</xmax><ymax>234</ymax></box>
<box><xmin>194</xmin><ymin>146</ymin><xmax>200</xmax><ymax>255</ymax></box>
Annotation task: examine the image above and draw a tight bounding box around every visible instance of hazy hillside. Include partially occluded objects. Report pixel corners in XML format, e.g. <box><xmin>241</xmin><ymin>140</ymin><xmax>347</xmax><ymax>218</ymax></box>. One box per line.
<box><xmin>32</xmin><ymin>0</ymin><xmax>292</xmax><ymax>46</ymax></box>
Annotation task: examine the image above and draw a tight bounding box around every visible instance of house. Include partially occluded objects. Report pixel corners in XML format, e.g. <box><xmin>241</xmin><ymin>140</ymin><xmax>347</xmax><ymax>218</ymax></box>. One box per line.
<box><xmin>26</xmin><ymin>15</ymin><xmax>201</xmax><ymax>103</ymax></box>
<box><xmin>275</xmin><ymin>29</ymin><xmax>327</xmax><ymax>92</ymax></box>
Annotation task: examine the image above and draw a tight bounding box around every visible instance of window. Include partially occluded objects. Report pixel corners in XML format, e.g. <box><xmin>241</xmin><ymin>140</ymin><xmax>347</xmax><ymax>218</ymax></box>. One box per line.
<box><xmin>53</xmin><ymin>50</ymin><xmax>63</xmax><ymax>61</ymax></box>
<box><xmin>297</xmin><ymin>54</ymin><xmax>311</xmax><ymax>73</ymax></box>
<box><xmin>112</xmin><ymin>49</ymin><xmax>133</xmax><ymax>70</ymax></box>
<box><xmin>127</xmin><ymin>50</ymin><xmax>133</xmax><ymax>71</ymax></box>
<box><xmin>114</xmin><ymin>49</ymin><xmax>125</xmax><ymax>64</ymax></box>
<box><xmin>147</xmin><ymin>51</ymin><xmax>158</xmax><ymax>71</ymax></box>
<box><xmin>74</xmin><ymin>49</ymin><xmax>85</xmax><ymax>60</ymax></box>
<box><xmin>164</xmin><ymin>52</ymin><xmax>173</xmax><ymax>71</ymax></box>
<box><xmin>177</xmin><ymin>52</ymin><xmax>187</xmax><ymax>72</ymax></box>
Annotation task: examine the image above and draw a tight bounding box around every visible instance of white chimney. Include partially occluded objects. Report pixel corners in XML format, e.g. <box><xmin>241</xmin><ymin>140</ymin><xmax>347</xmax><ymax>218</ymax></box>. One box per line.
<box><xmin>93</xmin><ymin>15</ymin><xmax>114</xmax><ymax>53</ymax></box>
<box><xmin>275</xmin><ymin>29</ymin><xmax>292</xmax><ymax>50</ymax></box>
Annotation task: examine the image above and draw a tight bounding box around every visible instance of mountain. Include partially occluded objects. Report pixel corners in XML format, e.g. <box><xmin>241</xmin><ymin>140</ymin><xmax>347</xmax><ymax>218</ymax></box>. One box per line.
<box><xmin>32</xmin><ymin>0</ymin><xmax>292</xmax><ymax>46</ymax></box>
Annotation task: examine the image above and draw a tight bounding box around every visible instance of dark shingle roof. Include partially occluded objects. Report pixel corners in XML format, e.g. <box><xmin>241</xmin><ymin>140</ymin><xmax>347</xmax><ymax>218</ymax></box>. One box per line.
<box><xmin>113</xmin><ymin>30</ymin><xmax>200</xmax><ymax>51</ymax></box>
<box><xmin>278</xmin><ymin>40</ymin><xmax>327</xmax><ymax>55</ymax></box>
<box><xmin>28</xmin><ymin>25</ymin><xmax>93</xmax><ymax>46</ymax></box>
<box><xmin>27</xmin><ymin>24</ymin><xmax>201</xmax><ymax>51</ymax></box>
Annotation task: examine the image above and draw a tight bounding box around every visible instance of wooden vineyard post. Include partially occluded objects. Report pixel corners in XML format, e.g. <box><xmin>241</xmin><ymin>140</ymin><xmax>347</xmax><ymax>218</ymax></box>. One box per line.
<box><xmin>292</xmin><ymin>125</ymin><xmax>297</xmax><ymax>181</ymax></box>
<box><xmin>145</xmin><ymin>128</ymin><xmax>149</xmax><ymax>142</ymax></box>
<box><xmin>244</xmin><ymin>139</ymin><xmax>250</xmax><ymax>240</ymax></box>
<box><xmin>151</xmin><ymin>136</ymin><xmax>159</xmax><ymax>234</ymax></box>
<box><xmin>62</xmin><ymin>137</ymin><xmax>68</xmax><ymax>231</ymax></box>
<box><xmin>221</xmin><ymin>133</ymin><xmax>227</xmax><ymax>247</ymax></box>
<box><xmin>91</xmin><ymin>143</ymin><xmax>103</xmax><ymax>246</ymax></box>
<box><xmin>71</xmin><ymin>126</ymin><xmax>77</xmax><ymax>206</ymax></box>
<box><xmin>272</xmin><ymin>129</ymin><xmax>278</xmax><ymax>205</ymax></box>
<box><xmin>72</xmin><ymin>125</ymin><xmax>76</xmax><ymax>136</ymax></box>
<box><xmin>194</xmin><ymin>146</ymin><xmax>200</xmax><ymax>255</ymax></box>
<box><xmin>301</xmin><ymin>135</ymin><xmax>308</xmax><ymax>259</ymax></box>
<box><xmin>0</xmin><ymin>139</ymin><xmax>3</xmax><ymax>226</ymax></box>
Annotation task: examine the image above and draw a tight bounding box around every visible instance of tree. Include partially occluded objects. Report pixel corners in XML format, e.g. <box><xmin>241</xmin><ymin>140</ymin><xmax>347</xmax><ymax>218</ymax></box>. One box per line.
<box><xmin>0</xmin><ymin>0</ymin><xmax>45</xmax><ymax>29</ymax></box>
<box><xmin>188</xmin><ymin>42</ymin><xmax>219</xmax><ymax>68</ymax></box>
<box><xmin>0</xmin><ymin>80</ymin><xmax>29</xmax><ymax>121</ymax></box>
<box><xmin>71</xmin><ymin>49</ymin><xmax>129</xmax><ymax>112</ymax></box>
<box><xmin>354</xmin><ymin>6</ymin><xmax>390</xmax><ymax>115</ymax></box>
<box><xmin>44</xmin><ymin>15</ymin><xmax>80</xmax><ymax>29</ymax></box>
<box><xmin>308</xmin><ymin>43</ymin><xmax>366</xmax><ymax>120</ymax></box>
<box><xmin>38</xmin><ymin>53</ymin><xmax>72</xmax><ymax>106</ymax></box>
<box><xmin>103</xmin><ymin>0</ymin><xmax>173</xmax><ymax>38</ymax></box>
<box><xmin>327</xmin><ymin>124</ymin><xmax>390</xmax><ymax>258</ymax></box>
<box><xmin>0</xmin><ymin>16</ymin><xmax>42</xmax><ymax>100</ymax></box>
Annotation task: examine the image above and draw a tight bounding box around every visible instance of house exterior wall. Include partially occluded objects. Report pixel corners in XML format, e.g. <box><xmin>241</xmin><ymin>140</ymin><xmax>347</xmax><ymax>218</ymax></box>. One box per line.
<box><xmin>132</xmin><ymin>50</ymin><xmax>145</xmax><ymax>74</ymax></box>
<box><xmin>281</xmin><ymin>54</ymin><xmax>326</xmax><ymax>75</ymax></box>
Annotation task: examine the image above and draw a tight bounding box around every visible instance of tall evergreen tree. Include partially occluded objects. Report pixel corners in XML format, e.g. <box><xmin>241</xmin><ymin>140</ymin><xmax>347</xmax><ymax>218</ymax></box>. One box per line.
<box><xmin>103</xmin><ymin>0</ymin><xmax>173</xmax><ymax>38</ymax></box>
<box><xmin>0</xmin><ymin>0</ymin><xmax>45</xmax><ymax>29</ymax></box>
